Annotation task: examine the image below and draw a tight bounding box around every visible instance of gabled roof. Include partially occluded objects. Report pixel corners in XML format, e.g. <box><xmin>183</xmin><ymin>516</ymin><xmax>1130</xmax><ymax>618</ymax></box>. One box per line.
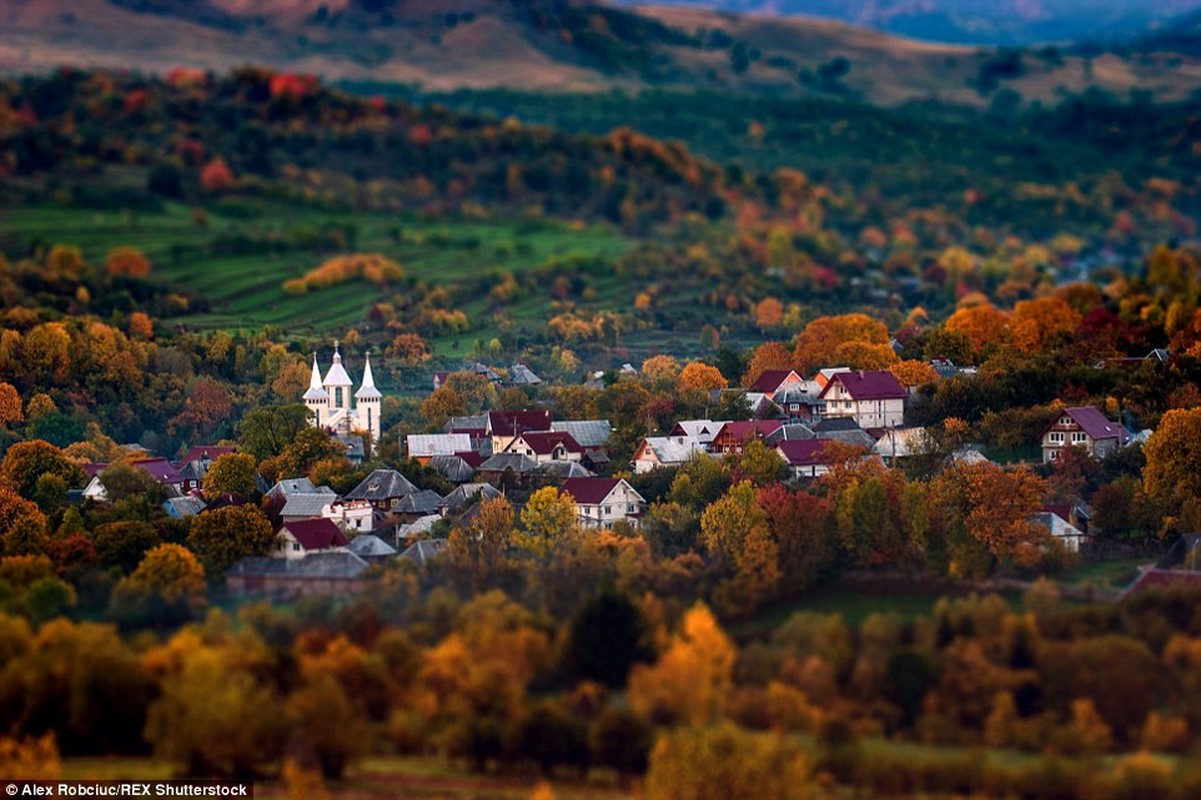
<box><xmin>488</xmin><ymin>410</ymin><xmax>553</xmax><ymax>437</ymax></box>
<box><xmin>1054</xmin><ymin>407</ymin><xmax>1129</xmax><ymax>443</ymax></box>
<box><xmin>446</xmin><ymin>414</ymin><xmax>489</xmax><ymax>434</ymax></box>
<box><xmin>748</xmin><ymin>370</ymin><xmax>802</xmax><ymax>394</ymax></box>
<box><xmin>393</xmin><ymin>489</ymin><xmax>444</xmax><ymax>515</ymax></box>
<box><xmin>281</xmin><ymin>493</ymin><xmax>336</xmax><ymax>519</ymax></box>
<box><xmin>1119</xmin><ymin>568</ymin><xmax>1201</xmax><ymax>601</ymax></box>
<box><xmin>478</xmin><ymin>453</ymin><xmax>541</xmax><ymax>474</ymax></box>
<box><xmin>407</xmin><ymin>433</ymin><xmax>473</xmax><ymax>458</ymax></box>
<box><xmin>550</xmin><ymin>420</ymin><xmax>612</xmax><ymax>449</ymax></box>
<box><xmin>348</xmin><ymin>534</ymin><xmax>398</xmax><ymax>558</ymax></box>
<box><xmin>819</xmin><ymin>370</ymin><xmax>907</xmax><ymax>401</ymax></box>
<box><xmin>345</xmin><ymin>469</ymin><xmax>418</xmax><ymax>501</ymax></box>
<box><xmin>400</xmin><ymin>538</ymin><xmax>449</xmax><ymax>567</ymax></box>
<box><xmin>268</xmin><ymin>477</ymin><xmax>332</xmax><ymax>499</ymax></box>
<box><xmin>712</xmin><ymin>420</ymin><xmax>783</xmax><ymax>441</ymax></box>
<box><xmin>560</xmin><ymin>477</ymin><xmax>643</xmax><ymax>505</ymax></box>
<box><xmin>121</xmin><ymin>457</ymin><xmax>185</xmax><ymax>486</ymax></box>
<box><xmin>163</xmin><ymin>496</ymin><xmax>207</xmax><ymax>517</ymax></box>
<box><xmin>508</xmin><ymin>363</ymin><xmax>542</xmax><ymax>385</ymax></box>
<box><xmin>767</xmin><ymin>423</ymin><xmax>817</xmax><ymax>443</ymax></box>
<box><xmin>442</xmin><ymin>482</ymin><xmax>503</xmax><ymax>512</ymax></box>
<box><xmin>776</xmin><ymin>439</ymin><xmax>836</xmax><ymax>467</ymax></box>
<box><xmin>179</xmin><ymin>445</ymin><xmax>236</xmax><ymax>467</ymax></box>
<box><xmin>280</xmin><ymin>518</ymin><xmax>350</xmax><ymax>551</ymax></box>
<box><xmin>636</xmin><ymin>436</ymin><xmax>709</xmax><ymax>466</ymax></box>
<box><xmin>812</xmin><ymin>417</ymin><xmax>865</xmax><ymax>433</ymax></box>
<box><xmin>516</xmin><ymin>431</ymin><xmax>583</xmax><ymax>455</ymax></box>
<box><xmin>540</xmin><ymin>461</ymin><xmax>594</xmax><ymax>479</ymax></box>
<box><xmin>427</xmin><ymin>454</ymin><xmax>477</xmax><ymax>483</ymax></box>
<box><xmin>668</xmin><ymin>420</ymin><xmax>729</xmax><ymax>443</ymax></box>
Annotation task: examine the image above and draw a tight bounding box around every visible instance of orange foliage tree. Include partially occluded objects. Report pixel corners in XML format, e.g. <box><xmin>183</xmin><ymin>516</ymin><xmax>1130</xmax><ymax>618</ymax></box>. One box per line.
<box><xmin>742</xmin><ymin>342</ymin><xmax>795</xmax><ymax>388</ymax></box>
<box><xmin>1010</xmin><ymin>296</ymin><xmax>1083</xmax><ymax>354</ymax></box>
<box><xmin>793</xmin><ymin>313</ymin><xmax>890</xmax><ymax>373</ymax></box>
<box><xmin>104</xmin><ymin>247</ymin><xmax>151</xmax><ymax>279</ymax></box>
<box><xmin>945</xmin><ymin>303</ymin><xmax>1010</xmax><ymax>356</ymax></box>
<box><xmin>199</xmin><ymin>158</ymin><xmax>235</xmax><ymax>193</ymax></box>
<box><xmin>676</xmin><ymin>362</ymin><xmax>728</xmax><ymax>395</ymax></box>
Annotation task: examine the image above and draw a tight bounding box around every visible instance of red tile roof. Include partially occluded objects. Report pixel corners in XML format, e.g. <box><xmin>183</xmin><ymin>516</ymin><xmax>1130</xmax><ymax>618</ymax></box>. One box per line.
<box><xmin>281</xmin><ymin>518</ymin><xmax>350</xmax><ymax>551</ymax></box>
<box><xmin>713</xmin><ymin>420</ymin><xmax>783</xmax><ymax>441</ymax></box>
<box><xmin>776</xmin><ymin>439</ymin><xmax>836</xmax><ymax>467</ymax></box>
<box><xmin>560</xmin><ymin>477</ymin><xmax>621</xmax><ymax>505</ymax></box>
<box><xmin>131</xmin><ymin>458</ymin><xmax>185</xmax><ymax>485</ymax></box>
<box><xmin>518</xmin><ymin>431</ymin><xmax>583</xmax><ymax>455</ymax></box>
<box><xmin>1058</xmin><ymin>407</ymin><xmax>1128</xmax><ymax>443</ymax></box>
<box><xmin>179</xmin><ymin>445</ymin><xmax>236</xmax><ymax>466</ymax></box>
<box><xmin>820</xmin><ymin>370</ymin><xmax>907</xmax><ymax>401</ymax></box>
<box><xmin>748</xmin><ymin>370</ymin><xmax>801</xmax><ymax>394</ymax></box>
<box><xmin>488</xmin><ymin>410</ymin><xmax>553</xmax><ymax>436</ymax></box>
<box><xmin>455</xmin><ymin>451</ymin><xmax>486</xmax><ymax>468</ymax></box>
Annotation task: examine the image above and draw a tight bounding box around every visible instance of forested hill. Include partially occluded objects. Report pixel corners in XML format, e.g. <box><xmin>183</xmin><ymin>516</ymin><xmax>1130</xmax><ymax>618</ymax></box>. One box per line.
<box><xmin>3</xmin><ymin>0</ymin><xmax>1201</xmax><ymax>106</ymax></box>
<box><xmin>0</xmin><ymin>68</ymin><xmax>733</xmax><ymax>232</ymax></box>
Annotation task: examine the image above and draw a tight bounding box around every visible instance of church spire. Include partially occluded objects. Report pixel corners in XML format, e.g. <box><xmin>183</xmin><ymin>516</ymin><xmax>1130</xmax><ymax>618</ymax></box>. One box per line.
<box><xmin>303</xmin><ymin>352</ymin><xmax>328</xmax><ymax>400</ymax></box>
<box><xmin>356</xmin><ymin>351</ymin><xmax>382</xmax><ymax>400</ymax></box>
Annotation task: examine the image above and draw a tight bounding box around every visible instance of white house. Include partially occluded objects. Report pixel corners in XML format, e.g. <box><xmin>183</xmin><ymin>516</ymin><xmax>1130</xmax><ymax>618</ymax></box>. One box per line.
<box><xmin>504</xmin><ymin>431</ymin><xmax>584</xmax><ymax>464</ymax></box>
<box><xmin>275</xmin><ymin>518</ymin><xmax>350</xmax><ymax>560</ymax></box>
<box><xmin>322</xmin><ymin>498</ymin><xmax>374</xmax><ymax>534</ymax></box>
<box><xmin>560</xmin><ymin>477</ymin><xmax>646</xmax><ymax>529</ymax></box>
<box><xmin>631</xmin><ymin>436</ymin><xmax>709</xmax><ymax>473</ymax></box>
<box><xmin>818</xmin><ymin>370</ymin><xmax>906</xmax><ymax>429</ymax></box>
<box><xmin>1040</xmin><ymin>406</ymin><xmax>1129</xmax><ymax>463</ymax></box>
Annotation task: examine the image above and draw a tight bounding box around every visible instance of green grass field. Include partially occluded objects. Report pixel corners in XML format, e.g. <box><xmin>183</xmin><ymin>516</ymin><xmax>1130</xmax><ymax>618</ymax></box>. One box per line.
<box><xmin>0</xmin><ymin>203</ymin><xmax>633</xmax><ymax>348</ymax></box>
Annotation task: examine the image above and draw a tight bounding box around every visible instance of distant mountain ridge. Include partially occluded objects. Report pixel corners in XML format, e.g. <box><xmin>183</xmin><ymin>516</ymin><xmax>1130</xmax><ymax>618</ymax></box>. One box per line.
<box><xmin>1</xmin><ymin>0</ymin><xmax>1200</xmax><ymax>106</ymax></box>
<box><xmin>616</xmin><ymin>0</ymin><xmax>1201</xmax><ymax>46</ymax></box>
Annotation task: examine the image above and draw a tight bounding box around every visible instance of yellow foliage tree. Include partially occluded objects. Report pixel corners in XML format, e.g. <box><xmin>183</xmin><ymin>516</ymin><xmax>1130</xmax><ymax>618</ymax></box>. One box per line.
<box><xmin>676</xmin><ymin>362</ymin><xmax>727</xmax><ymax>395</ymax></box>
<box><xmin>628</xmin><ymin>604</ymin><xmax>735</xmax><ymax>725</ymax></box>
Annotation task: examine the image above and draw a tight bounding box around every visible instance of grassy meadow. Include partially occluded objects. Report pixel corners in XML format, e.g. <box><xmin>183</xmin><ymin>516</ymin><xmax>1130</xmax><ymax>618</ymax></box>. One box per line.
<box><xmin>0</xmin><ymin>202</ymin><xmax>633</xmax><ymax>350</ymax></box>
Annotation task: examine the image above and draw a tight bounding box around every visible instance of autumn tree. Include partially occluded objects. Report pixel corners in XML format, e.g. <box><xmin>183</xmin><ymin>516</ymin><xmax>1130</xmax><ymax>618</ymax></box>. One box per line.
<box><xmin>200</xmin><ymin>157</ymin><xmax>235</xmax><ymax>193</ymax></box>
<box><xmin>928</xmin><ymin>462</ymin><xmax>1053</xmax><ymax>576</ymax></box>
<box><xmin>104</xmin><ymin>246</ymin><xmax>151</xmax><ymax>279</ymax></box>
<box><xmin>641</xmin><ymin>355</ymin><xmax>681</xmax><ymax>388</ymax></box>
<box><xmin>187</xmin><ymin>505</ymin><xmax>275</xmax><ymax>575</ymax></box>
<box><xmin>628</xmin><ymin>604</ymin><xmax>735</xmax><ymax>725</ymax></box>
<box><xmin>1143</xmin><ymin>407</ymin><xmax>1201</xmax><ymax>520</ymax></box>
<box><xmin>1010</xmin><ymin>296</ymin><xmax>1082</xmax><ymax>354</ymax></box>
<box><xmin>276</xmin><ymin>427</ymin><xmax>345</xmax><ymax>479</ymax></box>
<box><xmin>889</xmin><ymin>359</ymin><xmax>940</xmax><ymax>388</ymax></box>
<box><xmin>676</xmin><ymin>362</ymin><xmax>728</xmax><ymax>396</ymax></box>
<box><xmin>110</xmin><ymin>544</ymin><xmax>207</xmax><ymax>626</ymax></box>
<box><xmin>0</xmin><ymin>488</ymin><xmax>48</xmax><ymax>556</ymax></box>
<box><xmin>945</xmin><ymin>303</ymin><xmax>1010</xmax><ymax>356</ymax></box>
<box><xmin>742</xmin><ymin>342</ymin><xmax>795</xmax><ymax>388</ymax></box>
<box><xmin>145</xmin><ymin>635</ymin><xmax>284</xmax><ymax>777</ymax></box>
<box><xmin>171</xmin><ymin>379</ymin><xmax>233</xmax><ymax>438</ymax></box>
<box><xmin>793</xmin><ymin>313</ymin><xmax>890</xmax><ymax>374</ymax></box>
<box><xmin>202</xmin><ymin>452</ymin><xmax>257</xmax><ymax>500</ymax></box>
<box><xmin>562</xmin><ymin>592</ymin><xmax>652</xmax><ymax>688</ymax></box>
<box><xmin>0</xmin><ymin>383</ymin><xmax>23</xmax><ymax>427</ymax></box>
<box><xmin>644</xmin><ymin>722</ymin><xmax>810</xmax><ymax>800</ymax></box>
<box><xmin>517</xmin><ymin>487</ymin><xmax>581</xmax><ymax>558</ymax></box>
<box><xmin>0</xmin><ymin>440</ymin><xmax>84</xmax><ymax>499</ymax></box>
<box><xmin>448</xmin><ymin>496</ymin><xmax>515</xmax><ymax>575</ymax></box>
<box><xmin>420</xmin><ymin>385</ymin><xmax>466</xmax><ymax>427</ymax></box>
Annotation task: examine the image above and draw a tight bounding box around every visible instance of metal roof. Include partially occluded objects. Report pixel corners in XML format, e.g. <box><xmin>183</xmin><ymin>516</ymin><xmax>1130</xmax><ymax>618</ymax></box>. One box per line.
<box><xmin>550</xmin><ymin>420</ymin><xmax>612</xmax><ymax>448</ymax></box>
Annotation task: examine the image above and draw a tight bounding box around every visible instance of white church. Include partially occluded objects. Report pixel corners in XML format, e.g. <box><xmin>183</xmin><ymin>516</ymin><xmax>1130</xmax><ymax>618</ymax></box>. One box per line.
<box><xmin>303</xmin><ymin>343</ymin><xmax>382</xmax><ymax>447</ymax></box>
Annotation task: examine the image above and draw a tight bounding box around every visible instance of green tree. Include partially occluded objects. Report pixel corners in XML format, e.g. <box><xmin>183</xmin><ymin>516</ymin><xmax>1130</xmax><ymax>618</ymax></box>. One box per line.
<box><xmin>237</xmin><ymin>404</ymin><xmax>311</xmax><ymax>461</ymax></box>
<box><xmin>202</xmin><ymin>452</ymin><xmax>257</xmax><ymax>500</ymax></box>
<box><xmin>186</xmin><ymin>505</ymin><xmax>275</xmax><ymax>575</ymax></box>
<box><xmin>562</xmin><ymin>592</ymin><xmax>651</xmax><ymax>687</ymax></box>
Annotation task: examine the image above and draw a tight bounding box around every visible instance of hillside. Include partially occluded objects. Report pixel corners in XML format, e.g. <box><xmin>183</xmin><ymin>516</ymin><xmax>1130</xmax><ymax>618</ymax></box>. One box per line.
<box><xmin>2</xmin><ymin>0</ymin><xmax>1201</xmax><ymax>105</ymax></box>
<box><xmin>617</xmin><ymin>0</ymin><xmax>1201</xmax><ymax>46</ymax></box>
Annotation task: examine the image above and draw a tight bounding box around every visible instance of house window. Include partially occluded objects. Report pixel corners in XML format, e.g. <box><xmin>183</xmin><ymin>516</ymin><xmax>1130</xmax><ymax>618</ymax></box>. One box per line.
<box><xmin>1049</xmin><ymin>450</ymin><xmax>1060</xmax><ymax>460</ymax></box>
<box><xmin>603</xmin><ymin>506</ymin><xmax>611</xmax><ymax>515</ymax></box>
<box><xmin>627</xmin><ymin>504</ymin><xmax>636</xmax><ymax>513</ymax></box>
<box><xmin>1059</xmin><ymin>416</ymin><xmax>1072</xmax><ymax>426</ymax></box>
<box><xmin>292</xmin><ymin>542</ymin><xmax>300</xmax><ymax>551</ymax></box>
<box><xmin>1071</xmin><ymin>432</ymin><xmax>1088</xmax><ymax>444</ymax></box>
<box><xmin>1049</xmin><ymin>432</ymin><xmax>1064</xmax><ymax>443</ymax></box>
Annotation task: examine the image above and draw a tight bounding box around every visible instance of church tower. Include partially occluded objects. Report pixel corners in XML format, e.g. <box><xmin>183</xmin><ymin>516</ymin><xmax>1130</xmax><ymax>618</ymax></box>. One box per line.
<box><xmin>322</xmin><ymin>341</ymin><xmax>354</xmax><ymax>414</ymax></box>
<box><xmin>355</xmin><ymin>351</ymin><xmax>383</xmax><ymax>447</ymax></box>
<box><xmin>302</xmin><ymin>353</ymin><xmax>328</xmax><ymax>428</ymax></box>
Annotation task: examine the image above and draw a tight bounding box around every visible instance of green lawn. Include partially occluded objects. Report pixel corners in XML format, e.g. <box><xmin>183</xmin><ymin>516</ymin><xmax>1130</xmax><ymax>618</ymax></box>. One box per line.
<box><xmin>1057</xmin><ymin>556</ymin><xmax>1149</xmax><ymax>590</ymax></box>
<box><xmin>0</xmin><ymin>203</ymin><xmax>633</xmax><ymax>344</ymax></box>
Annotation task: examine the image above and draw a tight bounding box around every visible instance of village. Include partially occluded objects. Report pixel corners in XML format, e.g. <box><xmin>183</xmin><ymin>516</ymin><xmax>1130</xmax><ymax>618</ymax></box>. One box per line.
<box><xmin>59</xmin><ymin>341</ymin><xmax>1191</xmax><ymax>605</ymax></box>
